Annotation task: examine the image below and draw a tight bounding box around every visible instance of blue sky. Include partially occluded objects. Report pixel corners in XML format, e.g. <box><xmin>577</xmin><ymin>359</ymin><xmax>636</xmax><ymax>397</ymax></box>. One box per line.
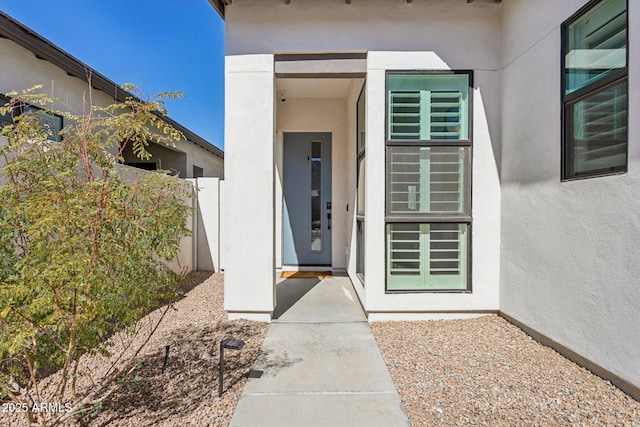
<box><xmin>0</xmin><ymin>0</ymin><xmax>225</xmax><ymax>149</ymax></box>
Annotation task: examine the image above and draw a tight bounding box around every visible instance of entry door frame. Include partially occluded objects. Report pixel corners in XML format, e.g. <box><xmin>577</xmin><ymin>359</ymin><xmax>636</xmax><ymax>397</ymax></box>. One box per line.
<box><xmin>282</xmin><ymin>132</ymin><xmax>332</xmax><ymax>266</ymax></box>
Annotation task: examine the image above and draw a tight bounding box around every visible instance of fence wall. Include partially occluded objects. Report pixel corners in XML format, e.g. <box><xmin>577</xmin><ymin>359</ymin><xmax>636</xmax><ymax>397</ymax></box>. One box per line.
<box><xmin>196</xmin><ymin>177</ymin><xmax>223</xmax><ymax>272</ymax></box>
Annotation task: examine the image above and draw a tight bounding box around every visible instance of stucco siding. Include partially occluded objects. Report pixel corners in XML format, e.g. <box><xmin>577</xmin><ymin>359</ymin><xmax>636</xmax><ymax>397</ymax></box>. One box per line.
<box><xmin>223</xmin><ymin>54</ymin><xmax>275</xmax><ymax>321</ymax></box>
<box><xmin>345</xmin><ymin>79</ymin><xmax>364</xmax><ymax>302</ymax></box>
<box><xmin>225</xmin><ymin>0</ymin><xmax>501</xmax><ymax>71</ymax></box>
<box><xmin>500</xmin><ymin>0</ymin><xmax>640</xmax><ymax>390</ymax></box>
<box><xmin>0</xmin><ymin>38</ymin><xmax>119</xmax><ymax>118</ymax></box>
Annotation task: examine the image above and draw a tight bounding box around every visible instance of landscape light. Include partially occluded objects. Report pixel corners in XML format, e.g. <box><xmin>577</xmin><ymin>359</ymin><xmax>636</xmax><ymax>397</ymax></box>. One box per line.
<box><xmin>218</xmin><ymin>338</ymin><xmax>245</xmax><ymax>397</ymax></box>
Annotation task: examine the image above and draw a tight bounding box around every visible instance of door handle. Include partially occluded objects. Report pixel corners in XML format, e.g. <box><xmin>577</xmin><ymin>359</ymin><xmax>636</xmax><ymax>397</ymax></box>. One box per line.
<box><xmin>327</xmin><ymin>212</ymin><xmax>331</xmax><ymax>230</ymax></box>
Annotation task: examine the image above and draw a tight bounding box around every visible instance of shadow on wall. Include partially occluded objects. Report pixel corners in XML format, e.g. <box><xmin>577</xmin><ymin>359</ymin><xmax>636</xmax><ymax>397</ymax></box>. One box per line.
<box><xmin>475</xmin><ymin>82</ymin><xmax>502</xmax><ymax>182</ymax></box>
<box><xmin>197</xmin><ymin>201</ymin><xmax>214</xmax><ymax>271</ymax></box>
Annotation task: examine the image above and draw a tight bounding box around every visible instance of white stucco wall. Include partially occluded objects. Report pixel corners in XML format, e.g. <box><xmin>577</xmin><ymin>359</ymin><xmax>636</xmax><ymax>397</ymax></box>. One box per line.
<box><xmin>500</xmin><ymin>0</ymin><xmax>640</xmax><ymax>391</ymax></box>
<box><xmin>181</xmin><ymin>141</ymin><xmax>223</xmax><ymax>178</ymax></box>
<box><xmin>225</xmin><ymin>0</ymin><xmax>500</xmax><ymax>70</ymax></box>
<box><xmin>223</xmin><ymin>54</ymin><xmax>276</xmax><ymax>321</ymax></box>
<box><xmin>196</xmin><ymin>177</ymin><xmax>222</xmax><ymax>272</ymax></box>
<box><xmin>345</xmin><ymin>79</ymin><xmax>364</xmax><ymax>302</ymax></box>
<box><xmin>0</xmin><ymin>39</ymin><xmax>112</xmax><ymax>114</ymax></box>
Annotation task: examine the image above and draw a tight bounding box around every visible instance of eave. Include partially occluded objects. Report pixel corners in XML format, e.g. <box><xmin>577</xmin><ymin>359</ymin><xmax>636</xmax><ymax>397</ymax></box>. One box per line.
<box><xmin>208</xmin><ymin>0</ymin><xmax>502</xmax><ymax>20</ymax></box>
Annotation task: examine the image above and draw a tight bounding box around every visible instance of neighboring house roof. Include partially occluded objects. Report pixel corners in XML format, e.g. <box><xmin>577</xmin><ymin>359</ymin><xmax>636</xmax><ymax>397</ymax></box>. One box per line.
<box><xmin>207</xmin><ymin>0</ymin><xmax>502</xmax><ymax>19</ymax></box>
<box><xmin>0</xmin><ymin>11</ymin><xmax>224</xmax><ymax>160</ymax></box>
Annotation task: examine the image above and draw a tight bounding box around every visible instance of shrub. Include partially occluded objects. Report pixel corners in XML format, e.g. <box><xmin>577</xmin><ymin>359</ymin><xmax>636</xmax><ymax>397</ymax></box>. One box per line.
<box><xmin>0</xmin><ymin>85</ymin><xmax>194</xmax><ymax>426</ymax></box>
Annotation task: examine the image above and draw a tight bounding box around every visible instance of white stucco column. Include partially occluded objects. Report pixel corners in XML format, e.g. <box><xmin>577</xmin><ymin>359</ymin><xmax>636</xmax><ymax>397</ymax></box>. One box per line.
<box><xmin>223</xmin><ymin>54</ymin><xmax>275</xmax><ymax>321</ymax></box>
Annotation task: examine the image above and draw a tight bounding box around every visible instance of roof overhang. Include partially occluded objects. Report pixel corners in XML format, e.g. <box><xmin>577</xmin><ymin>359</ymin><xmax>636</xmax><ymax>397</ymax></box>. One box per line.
<box><xmin>207</xmin><ymin>0</ymin><xmax>502</xmax><ymax>20</ymax></box>
<box><xmin>208</xmin><ymin>0</ymin><xmax>227</xmax><ymax>19</ymax></box>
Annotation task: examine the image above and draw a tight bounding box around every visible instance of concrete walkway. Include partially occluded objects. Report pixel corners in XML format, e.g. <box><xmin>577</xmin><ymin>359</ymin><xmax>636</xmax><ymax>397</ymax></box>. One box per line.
<box><xmin>229</xmin><ymin>274</ymin><xmax>411</xmax><ymax>427</ymax></box>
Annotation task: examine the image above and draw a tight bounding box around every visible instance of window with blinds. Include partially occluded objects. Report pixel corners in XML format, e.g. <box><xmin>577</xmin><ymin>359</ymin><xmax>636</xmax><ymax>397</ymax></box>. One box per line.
<box><xmin>565</xmin><ymin>0</ymin><xmax>627</xmax><ymax>95</ymax></box>
<box><xmin>385</xmin><ymin>72</ymin><xmax>471</xmax><ymax>292</ymax></box>
<box><xmin>388</xmin><ymin>146</ymin><xmax>468</xmax><ymax>215</ymax></box>
<box><xmin>388</xmin><ymin>73</ymin><xmax>468</xmax><ymax>141</ymax></box>
<box><xmin>563</xmin><ymin>0</ymin><xmax>627</xmax><ymax>179</ymax></box>
<box><xmin>386</xmin><ymin>223</ymin><xmax>468</xmax><ymax>291</ymax></box>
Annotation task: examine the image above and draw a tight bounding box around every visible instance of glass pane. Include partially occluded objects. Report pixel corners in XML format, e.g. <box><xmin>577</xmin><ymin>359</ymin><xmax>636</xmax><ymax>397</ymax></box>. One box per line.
<box><xmin>429</xmin><ymin>223</ymin><xmax>463</xmax><ymax>276</ymax></box>
<box><xmin>357</xmin><ymin>157</ymin><xmax>365</xmax><ymax>216</ymax></box>
<box><xmin>430</xmin><ymin>91</ymin><xmax>462</xmax><ymax>140</ymax></box>
<box><xmin>387</xmin><ymin>146</ymin><xmax>469</xmax><ymax>215</ymax></box>
<box><xmin>23</xmin><ymin>106</ymin><xmax>63</xmax><ymax>142</ymax></box>
<box><xmin>311</xmin><ymin>140</ymin><xmax>322</xmax><ymax>252</ymax></box>
<box><xmin>565</xmin><ymin>0</ymin><xmax>627</xmax><ymax>94</ymax></box>
<box><xmin>356</xmin><ymin>219</ymin><xmax>365</xmax><ymax>281</ymax></box>
<box><xmin>567</xmin><ymin>79</ymin><xmax>627</xmax><ymax>176</ymax></box>
<box><xmin>357</xmin><ymin>84</ymin><xmax>366</xmax><ymax>152</ymax></box>
<box><xmin>387</xmin><ymin>74</ymin><xmax>469</xmax><ymax>140</ymax></box>
<box><xmin>386</xmin><ymin>223</ymin><xmax>468</xmax><ymax>291</ymax></box>
<box><xmin>0</xmin><ymin>96</ymin><xmax>13</xmax><ymax>128</ymax></box>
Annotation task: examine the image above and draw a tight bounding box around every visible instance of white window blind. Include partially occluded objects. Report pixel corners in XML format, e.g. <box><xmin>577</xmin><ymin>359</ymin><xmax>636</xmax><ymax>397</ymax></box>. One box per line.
<box><xmin>389</xmin><ymin>91</ymin><xmax>421</xmax><ymax>139</ymax></box>
<box><xmin>571</xmin><ymin>79</ymin><xmax>627</xmax><ymax>173</ymax></box>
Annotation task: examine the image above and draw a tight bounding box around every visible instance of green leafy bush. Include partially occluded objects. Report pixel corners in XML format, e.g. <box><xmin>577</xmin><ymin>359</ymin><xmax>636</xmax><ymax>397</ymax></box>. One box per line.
<box><xmin>0</xmin><ymin>86</ymin><xmax>194</xmax><ymax>426</ymax></box>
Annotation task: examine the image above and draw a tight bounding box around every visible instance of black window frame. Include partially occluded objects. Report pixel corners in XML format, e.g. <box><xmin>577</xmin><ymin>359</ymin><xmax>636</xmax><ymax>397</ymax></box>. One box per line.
<box><xmin>0</xmin><ymin>93</ymin><xmax>64</xmax><ymax>142</ymax></box>
<box><xmin>193</xmin><ymin>165</ymin><xmax>204</xmax><ymax>178</ymax></box>
<box><xmin>384</xmin><ymin>70</ymin><xmax>473</xmax><ymax>294</ymax></box>
<box><xmin>356</xmin><ymin>80</ymin><xmax>366</xmax><ymax>284</ymax></box>
<box><xmin>561</xmin><ymin>0</ymin><xmax>629</xmax><ymax>180</ymax></box>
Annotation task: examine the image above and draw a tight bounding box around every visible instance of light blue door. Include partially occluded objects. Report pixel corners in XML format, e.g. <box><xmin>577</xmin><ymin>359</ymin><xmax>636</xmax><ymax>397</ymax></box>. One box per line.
<box><xmin>283</xmin><ymin>133</ymin><xmax>332</xmax><ymax>266</ymax></box>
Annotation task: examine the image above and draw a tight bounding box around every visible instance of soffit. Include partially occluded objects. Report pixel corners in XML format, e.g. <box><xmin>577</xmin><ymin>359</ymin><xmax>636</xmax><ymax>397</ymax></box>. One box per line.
<box><xmin>276</xmin><ymin>78</ymin><xmax>357</xmax><ymax>99</ymax></box>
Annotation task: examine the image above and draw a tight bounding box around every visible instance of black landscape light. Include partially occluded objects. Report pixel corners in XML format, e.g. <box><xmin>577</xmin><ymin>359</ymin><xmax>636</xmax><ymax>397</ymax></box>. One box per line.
<box><xmin>161</xmin><ymin>345</ymin><xmax>170</xmax><ymax>373</ymax></box>
<box><xmin>218</xmin><ymin>338</ymin><xmax>245</xmax><ymax>397</ymax></box>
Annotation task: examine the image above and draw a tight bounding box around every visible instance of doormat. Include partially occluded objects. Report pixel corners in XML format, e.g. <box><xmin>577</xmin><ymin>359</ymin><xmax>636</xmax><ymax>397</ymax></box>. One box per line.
<box><xmin>280</xmin><ymin>271</ymin><xmax>333</xmax><ymax>279</ymax></box>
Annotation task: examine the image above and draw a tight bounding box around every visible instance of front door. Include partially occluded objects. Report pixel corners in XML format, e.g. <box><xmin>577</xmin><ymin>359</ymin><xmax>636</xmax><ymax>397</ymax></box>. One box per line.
<box><xmin>283</xmin><ymin>132</ymin><xmax>332</xmax><ymax>266</ymax></box>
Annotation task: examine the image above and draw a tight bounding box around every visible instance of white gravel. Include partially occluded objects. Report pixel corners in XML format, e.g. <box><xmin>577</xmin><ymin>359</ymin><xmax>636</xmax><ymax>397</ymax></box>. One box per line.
<box><xmin>371</xmin><ymin>315</ymin><xmax>640</xmax><ymax>427</ymax></box>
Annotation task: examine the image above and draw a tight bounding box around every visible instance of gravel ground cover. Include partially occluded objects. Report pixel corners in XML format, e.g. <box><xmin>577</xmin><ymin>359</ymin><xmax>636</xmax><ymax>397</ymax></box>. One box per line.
<box><xmin>2</xmin><ymin>272</ymin><xmax>269</xmax><ymax>427</ymax></box>
<box><xmin>371</xmin><ymin>315</ymin><xmax>639</xmax><ymax>427</ymax></box>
